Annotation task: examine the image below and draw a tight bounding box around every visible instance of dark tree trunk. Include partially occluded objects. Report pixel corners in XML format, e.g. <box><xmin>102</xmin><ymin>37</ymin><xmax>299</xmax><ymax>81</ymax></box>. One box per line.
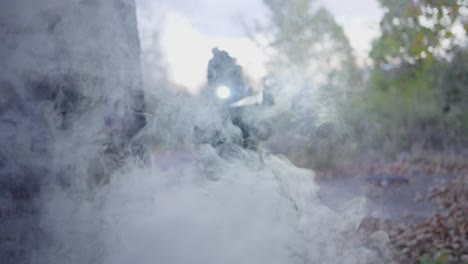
<box><xmin>0</xmin><ymin>1</ymin><xmax>145</xmax><ymax>262</ymax></box>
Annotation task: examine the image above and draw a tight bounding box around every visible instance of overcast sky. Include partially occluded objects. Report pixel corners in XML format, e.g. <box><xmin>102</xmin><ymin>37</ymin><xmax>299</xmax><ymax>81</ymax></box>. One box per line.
<box><xmin>136</xmin><ymin>0</ymin><xmax>383</xmax><ymax>91</ymax></box>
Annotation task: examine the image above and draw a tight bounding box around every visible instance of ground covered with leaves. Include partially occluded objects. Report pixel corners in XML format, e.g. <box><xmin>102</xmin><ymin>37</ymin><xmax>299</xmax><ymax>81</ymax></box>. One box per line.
<box><xmin>341</xmin><ymin>162</ymin><xmax>468</xmax><ymax>264</ymax></box>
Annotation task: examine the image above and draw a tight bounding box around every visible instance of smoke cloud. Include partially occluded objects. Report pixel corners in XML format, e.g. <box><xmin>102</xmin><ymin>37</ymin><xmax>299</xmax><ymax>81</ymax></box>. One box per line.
<box><xmin>0</xmin><ymin>1</ymin><xmax>390</xmax><ymax>263</ymax></box>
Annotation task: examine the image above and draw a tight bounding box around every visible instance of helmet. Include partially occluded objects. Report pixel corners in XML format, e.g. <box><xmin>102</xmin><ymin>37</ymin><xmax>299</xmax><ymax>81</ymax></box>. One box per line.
<box><xmin>206</xmin><ymin>48</ymin><xmax>250</xmax><ymax>105</ymax></box>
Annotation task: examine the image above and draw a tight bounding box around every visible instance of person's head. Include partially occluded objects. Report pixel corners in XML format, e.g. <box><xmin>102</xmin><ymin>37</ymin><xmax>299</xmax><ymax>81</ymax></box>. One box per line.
<box><xmin>206</xmin><ymin>48</ymin><xmax>248</xmax><ymax>104</ymax></box>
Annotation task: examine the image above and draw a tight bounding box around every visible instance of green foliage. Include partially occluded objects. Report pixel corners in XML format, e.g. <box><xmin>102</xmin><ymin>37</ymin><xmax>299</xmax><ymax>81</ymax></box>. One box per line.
<box><xmin>314</xmin><ymin>0</ymin><xmax>468</xmax><ymax>165</ymax></box>
<box><xmin>370</xmin><ymin>0</ymin><xmax>467</xmax><ymax>65</ymax></box>
<box><xmin>360</xmin><ymin>0</ymin><xmax>468</xmax><ymax>158</ymax></box>
<box><xmin>367</xmin><ymin>0</ymin><xmax>467</xmax><ymax>100</ymax></box>
<box><xmin>252</xmin><ymin>0</ymin><xmax>468</xmax><ymax>168</ymax></box>
<box><xmin>419</xmin><ymin>252</ymin><xmax>448</xmax><ymax>264</ymax></box>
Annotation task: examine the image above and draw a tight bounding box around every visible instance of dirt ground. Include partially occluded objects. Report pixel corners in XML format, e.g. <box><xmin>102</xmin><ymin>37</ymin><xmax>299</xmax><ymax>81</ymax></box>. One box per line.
<box><xmin>316</xmin><ymin>161</ymin><xmax>468</xmax><ymax>264</ymax></box>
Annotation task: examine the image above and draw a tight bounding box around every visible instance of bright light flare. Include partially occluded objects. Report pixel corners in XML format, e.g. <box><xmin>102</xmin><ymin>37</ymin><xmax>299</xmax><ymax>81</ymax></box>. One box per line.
<box><xmin>216</xmin><ymin>85</ymin><xmax>231</xmax><ymax>99</ymax></box>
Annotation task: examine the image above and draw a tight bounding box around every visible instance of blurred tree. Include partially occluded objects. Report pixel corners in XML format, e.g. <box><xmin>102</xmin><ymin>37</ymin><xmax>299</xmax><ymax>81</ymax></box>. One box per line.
<box><xmin>369</xmin><ymin>0</ymin><xmax>468</xmax><ymax>112</ymax></box>
<box><xmin>370</xmin><ymin>0</ymin><xmax>467</xmax><ymax>65</ymax></box>
<box><xmin>260</xmin><ymin>0</ymin><xmax>360</xmax><ymax>89</ymax></box>
<box><xmin>247</xmin><ymin>0</ymin><xmax>362</xmax><ymax>168</ymax></box>
<box><xmin>364</xmin><ymin>0</ymin><xmax>468</xmax><ymax>153</ymax></box>
<box><xmin>248</xmin><ymin>0</ymin><xmax>362</xmax><ymax>115</ymax></box>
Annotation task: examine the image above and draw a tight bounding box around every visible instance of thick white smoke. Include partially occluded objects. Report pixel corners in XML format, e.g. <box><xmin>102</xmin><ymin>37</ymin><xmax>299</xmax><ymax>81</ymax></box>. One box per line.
<box><xmin>36</xmin><ymin>149</ymin><xmax>379</xmax><ymax>264</ymax></box>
